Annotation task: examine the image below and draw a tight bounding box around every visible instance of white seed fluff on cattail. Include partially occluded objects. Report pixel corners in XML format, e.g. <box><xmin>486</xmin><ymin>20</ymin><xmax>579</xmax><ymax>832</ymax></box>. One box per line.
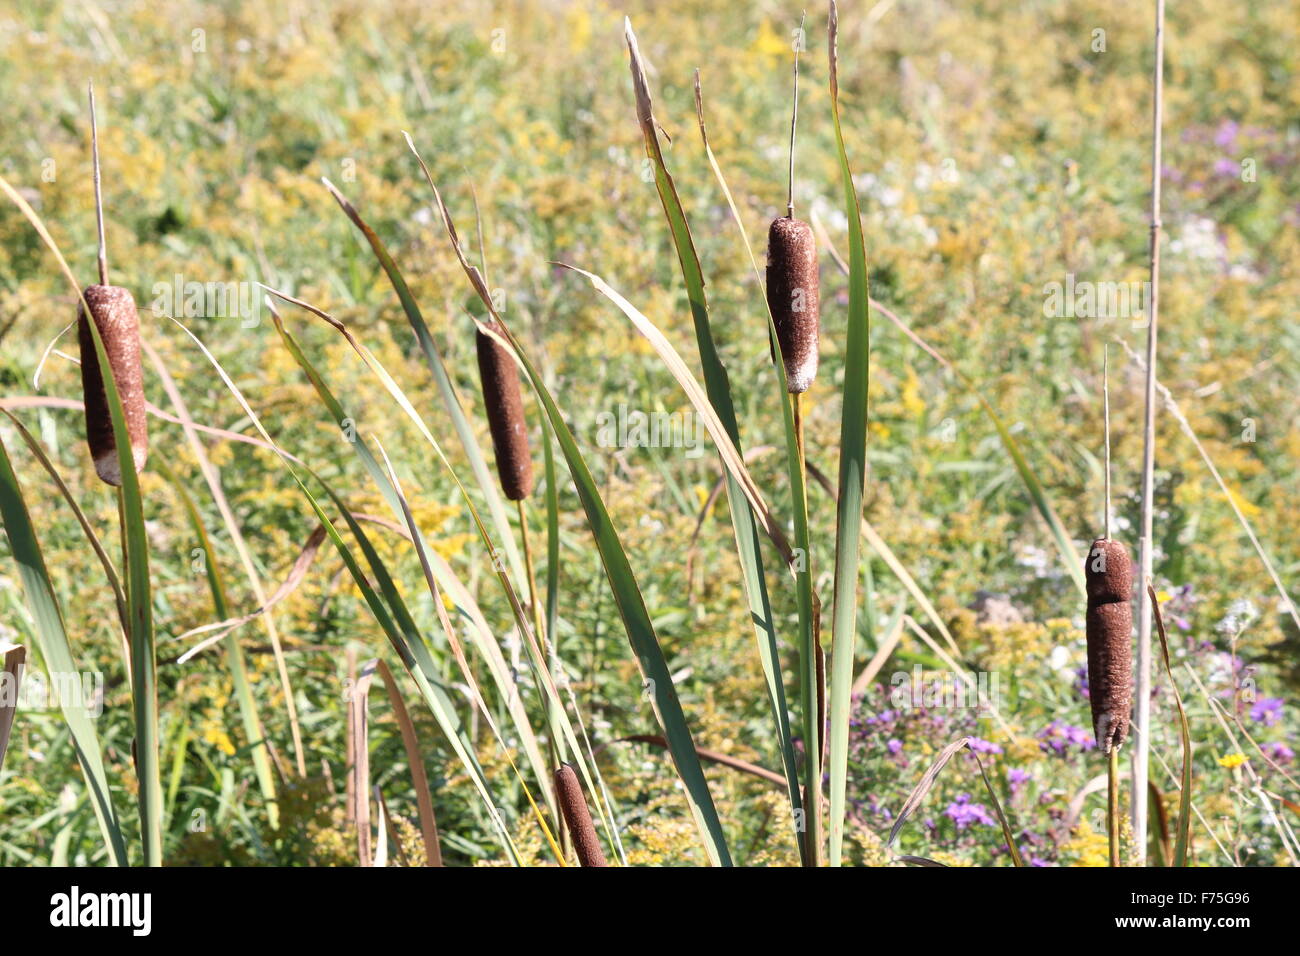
<box><xmin>1085</xmin><ymin>537</ymin><xmax>1134</xmax><ymax>753</ymax></box>
<box><xmin>765</xmin><ymin>216</ymin><xmax>820</xmax><ymax>393</ymax></box>
<box><xmin>78</xmin><ymin>284</ymin><xmax>148</xmax><ymax>486</ymax></box>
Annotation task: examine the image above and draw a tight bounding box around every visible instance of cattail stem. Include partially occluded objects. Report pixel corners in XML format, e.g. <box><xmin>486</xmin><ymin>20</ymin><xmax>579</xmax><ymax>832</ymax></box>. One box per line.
<box><xmin>88</xmin><ymin>81</ymin><xmax>107</xmax><ymax>286</ymax></box>
<box><xmin>792</xmin><ymin>390</ymin><xmax>821</xmax><ymax>867</ymax></box>
<box><xmin>1108</xmin><ymin>745</ymin><xmax>1121</xmax><ymax>866</ymax></box>
<box><xmin>786</xmin><ymin>11</ymin><xmax>806</xmax><ymax>219</ymax></box>
<box><xmin>116</xmin><ymin>487</ymin><xmax>132</xmax><ymax>677</ymax></box>
<box><xmin>517</xmin><ymin>499</ymin><xmax>548</xmax><ymax>661</ymax></box>
<box><xmin>1133</xmin><ymin>0</ymin><xmax>1167</xmax><ymax>859</ymax></box>
<box><xmin>1103</xmin><ymin>344</ymin><xmax>1112</xmax><ymax>541</ymax></box>
<box><xmin>793</xmin><ymin>391</ymin><xmax>807</xmax><ymax>485</ymax></box>
<box><xmin>519</xmin><ymin>498</ymin><xmax>568</xmax><ymax>855</ymax></box>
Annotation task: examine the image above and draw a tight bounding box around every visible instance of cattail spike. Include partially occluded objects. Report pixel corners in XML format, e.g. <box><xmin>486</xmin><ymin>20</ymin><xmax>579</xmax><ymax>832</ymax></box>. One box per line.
<box><xmin>79</xmin><ymin>285</ymin><xmax>148</xmax><ymax>485</ymax></box>
<box><xmin>553</xmin><ymin>763</ymin><xmax>606</xmax><ymax>867</ymax></box>
<box><xmin>766</xmin><ymin>217</ymin><xmax>820</xmax><ymax>393</ymax></box>
<box><xmin>1085</xmin><ymin>538</ymin><xmax>1133</xmax><ymax>753</ymax></box>
<box><xmin>475</xmin><ymin>320</ymin><xmax>533</xmax><ymax>500</ymax></box>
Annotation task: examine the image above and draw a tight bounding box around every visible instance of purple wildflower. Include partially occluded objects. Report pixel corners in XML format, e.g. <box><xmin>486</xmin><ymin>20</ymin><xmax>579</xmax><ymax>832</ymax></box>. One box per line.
<box><xmin>1008</xmin><ymin>768</ymin><xmax>1031</xmax><ymax>795</ymax></box>
<box><xmin>1250</xmin><ymin>697</ymin><xmax>1284</xmax><ymax>727</ymax></box>
<box><xmin>944</xmin><ymin>793</ymin><xmax>996</xmax><ymax>830</ymax></box>
<box><xmin>1213</xmin><ymin>158</ymin><xmax>1239</xmax><ymax>178</ymax></box>
<box><xmin>1037</xmin><ymin>720</ymin><xmax>1095</xmax><ymax>755</ymax></box>
<box><xmin>1264</xmin><ymin>742</ymin><xmax>1294</xmax><ymax>765</ymax></box>
<box><xmin>1214</xmin><ymin>119</ymin><xmax>1239</xmax><ymax>148</ymax></box>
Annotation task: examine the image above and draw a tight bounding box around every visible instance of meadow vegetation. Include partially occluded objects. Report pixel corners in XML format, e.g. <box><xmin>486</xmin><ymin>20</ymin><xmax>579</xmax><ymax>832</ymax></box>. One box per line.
<box><xmin>0</xmin><ymin>0</ymin><xmax>1297</xmax><ymax>866</ymax></box>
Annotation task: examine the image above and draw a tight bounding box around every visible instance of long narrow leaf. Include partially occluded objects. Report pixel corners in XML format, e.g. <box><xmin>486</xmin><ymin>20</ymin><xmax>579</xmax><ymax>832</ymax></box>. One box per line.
<box><xmin>0</xmin><ymin>434</ymin><xmax>128</xmax><ymax>865</ymax></box>
<box><xmin>1149</xmin><ymin>585</ymin><xmax>1192</xmax><ymax>865</ymax></box>
<box><xmin>0</xmin><ymin>173</ymin><xmax>159</xmax><ymax>865</ymax></box>
<box><xmin>0</xmin><ymin>411</ymin><xmax>127</xmax><ymax>635</ymax></box>
<box><xmin>825</xmin><ymin>0</ymin><xmax>872</xmax><ymax>866</ymax></box>
<box><xmin>624</xmin><ymin>21</ymin><xmax>804</xmax><ymax>855</ymax></box>
<box><xmin>321</xmin><ymin>178</ymin><xmax>527</xmax><ymax>593</ymax></box>
<box><xmin>266</xmin><ymin>302</ymin><xmax>557</xmax><ymax>817</ymax></box>
<box><xmin>376</xmin><ymin>646</ymin><xmax>443</xmax><ymax>865</ymax></box>
<box><xmin>405</xmin><ymin>143</ymin><xmax>732</xmax><ymax>866</ymax></box>
<box><xmin>158</xmin><ymin>458</ymin><xmax>278</xmax><ymax>826</ymax></box>
<box><xmin>888</xmin><ymin>735</ymin><xmax>1024</xmax><ymax>866</ymax></box>
<box><xmin>167</xmin><ymin>315</ymin><xmax>523</xmax><ymax>864</ymax></box>
<box><xmin>0</xmin><ymin>644</ymin><xmax>25</xmax><ymax>771</ymax></box>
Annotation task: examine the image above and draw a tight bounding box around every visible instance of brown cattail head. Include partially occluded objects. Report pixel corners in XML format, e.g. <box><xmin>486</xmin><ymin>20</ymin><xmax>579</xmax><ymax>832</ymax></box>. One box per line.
<box><xmin>553</xmin><ymin>763</ymin><xmax>606</xmax><ymax>867</ymax></box>
<box><xmin>765</xmin><ymin>217</ymin><xmax>820</xmax><ymax>393</ymax></box>
<box><xmin>475</xmin><ymin>320</ymin><xmax>533</xmax><ymax>500</ymax></box>
<box><xmin>78</xmin><ymin>284</ymin><xmax>147</xmax><ymax>486</ymax></box>
<box><xmin>1086</xmin><ymin>538</ymin><xmax>1132</xmax><ymax>604</ymax></box>
<box><xmin>1084</xmin><ymin>537</ymin><xmax>1133</xmax><ymax>753</ymax></box>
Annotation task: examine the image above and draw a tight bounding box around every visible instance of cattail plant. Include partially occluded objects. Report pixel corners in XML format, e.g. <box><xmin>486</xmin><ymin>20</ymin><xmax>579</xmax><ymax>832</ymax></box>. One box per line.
<box><xmin>553</xmin><ymin>763</ymin><xmax>607</xmax><ymax>867</ymax></box>
<box><xmin>765</xmin><ymin>18</ymin><xmax>820</xmax><ymax>397</ymax></box>
<box><xmin>79</xmin><ymin>82</ymin><xmax>147</xmax><ymax>485</ymax></box>
<box><xmin>763</xmin><ymin>14</ymin><xmax>824</xmax><ymax>866</ymax></box>
<box><xmin>475</xmin><ymin>319</ymin><xmax>533</xmax><ymax>501</ymax></box>
<box><xmin>1132</xmin><ymin>0</ymin><xmax>1168</xmax><ymax>856</ymax></box>
<box><xmin>476</xmin><ymin>307</ymin><xmax>565</xmax><ymax>831</ymax></box>
<box><xmin>1086</xmin><ymin>348</ymin><xmax>1133</xmax><ymax>866</ymax></box>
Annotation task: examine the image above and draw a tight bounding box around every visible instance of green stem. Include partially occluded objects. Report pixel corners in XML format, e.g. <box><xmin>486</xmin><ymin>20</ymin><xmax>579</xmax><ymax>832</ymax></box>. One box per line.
<box><xmin>794</xmin><ymin>392</ymin><xmax>821</xmax><ymax>866</ymax></box>
<box><xmin>120</xmin><ymin>485</ymin><xmax>161</xmax><ymax>867</ymax></box>
<box><xmin>1108</xmin><ymin>746</ymin><xmax>1121</xmax><ymax>867</ymax></box>
<box><xmin>519</xmin><ymin>498</ymin><xmax>567</xmax><ymax>852</ymax></box>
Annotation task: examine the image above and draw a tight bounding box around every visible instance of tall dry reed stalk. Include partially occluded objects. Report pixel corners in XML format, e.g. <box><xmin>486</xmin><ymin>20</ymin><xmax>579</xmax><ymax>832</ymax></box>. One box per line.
<box><xmin>1133</xmin><ymin>0</ymin><xmax>1167</xmax><ymax>856</ymax></box>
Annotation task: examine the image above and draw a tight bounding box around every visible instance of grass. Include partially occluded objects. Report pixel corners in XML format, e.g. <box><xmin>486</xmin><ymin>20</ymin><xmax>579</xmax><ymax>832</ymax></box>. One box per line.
<box><xmin>0</xmin><ymin>0</ymin><xmax>1297</xmax><ymax>867</ymax></box>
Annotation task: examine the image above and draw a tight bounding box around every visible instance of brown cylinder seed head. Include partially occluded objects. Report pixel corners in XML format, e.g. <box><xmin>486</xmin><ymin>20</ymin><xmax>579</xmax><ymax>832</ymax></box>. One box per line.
<box><xmin>553</xmin><ymin>763</ymin><xmax>606</xmax><ymax>867</ymax></box>
<box><xmin>475</xmin><ymin>320</ymin><xmax>534</xmax><ymax>501</ymax></box>
<box><xmin>765</xmin><ymin>217</ymin><xmax>821</xmax><ymax>394</ymax></box>
<box><xmin>1084</xmin><ymin>537</ymin><xmax>1134</xmax><ymax>753</ymax></box>
<box><xmin>78</xmin><ymin>284</ymin><xmax>148</xmax><ymax>486</ymax></box>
